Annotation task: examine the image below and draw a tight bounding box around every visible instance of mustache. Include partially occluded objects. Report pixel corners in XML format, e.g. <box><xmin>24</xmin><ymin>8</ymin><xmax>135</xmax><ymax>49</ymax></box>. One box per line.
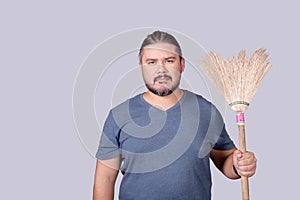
<box><xmin>154</xmin><ymin>74</ymin><xmax>172</xmax><ymax>82</ymax></box>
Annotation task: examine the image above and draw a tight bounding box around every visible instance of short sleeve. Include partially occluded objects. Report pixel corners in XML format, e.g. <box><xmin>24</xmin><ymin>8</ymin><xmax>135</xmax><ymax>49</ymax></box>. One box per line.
<box><xmin>95</xmin><ymin>111</ymin><xmax>121</xmax><ymax>160</ymax></box>
<box><xmin>213</xmin><ymin>125</ymin><xmax>235</xmax><ymax>150</ymax></box>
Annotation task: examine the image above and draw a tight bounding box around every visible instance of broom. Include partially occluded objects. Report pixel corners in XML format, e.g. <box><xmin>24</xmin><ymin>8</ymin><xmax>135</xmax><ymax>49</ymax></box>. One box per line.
<box><xmin>201</xmin><ymin>48</ymin><xmax>272</xmax><ymax>200</ymax></box>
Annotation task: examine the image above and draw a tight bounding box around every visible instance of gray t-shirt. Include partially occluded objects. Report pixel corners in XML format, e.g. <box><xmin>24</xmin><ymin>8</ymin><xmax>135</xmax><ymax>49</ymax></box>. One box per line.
<box><xmin>96</xmin><ymin>90</ymin><xmax>235</xmax><ymax>200</ymax></box>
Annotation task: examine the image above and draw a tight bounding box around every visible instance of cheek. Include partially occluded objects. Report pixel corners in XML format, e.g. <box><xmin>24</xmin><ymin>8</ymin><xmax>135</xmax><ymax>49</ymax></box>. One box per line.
<box><xmin>170</xmin><ymin>68</ymin><xmax>182</xmax><ymax>78</ymax></box>
<box><xmin>141</xmin><ymin>68</ymin><xmax>154</xmax><ymax>81</ymax></box>
<box><xmin>174</xmin><ymin>65</ymin><xmax>183</xmax><ymax>73</ymax></box>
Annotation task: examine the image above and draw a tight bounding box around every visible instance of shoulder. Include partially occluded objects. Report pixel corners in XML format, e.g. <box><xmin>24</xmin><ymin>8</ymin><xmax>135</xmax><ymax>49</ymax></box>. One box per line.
<box><xmin>184</xmin><ymin>90</ymin><xmax>213</xmax><ymax>107</ymax></box>
<box><xmin>183</xmin><ymin>90</ymin><xmax>223</xmax><ymax>119</ymax></box>
<box><xmin>106</xmin><ymin>93</ymin><xmax>145</xmax><ymax>124</ymax></box>
<box><xmin>111</xmin><ymin>93</ymin><xmax>142</xmax><ymax>113</ymax></box>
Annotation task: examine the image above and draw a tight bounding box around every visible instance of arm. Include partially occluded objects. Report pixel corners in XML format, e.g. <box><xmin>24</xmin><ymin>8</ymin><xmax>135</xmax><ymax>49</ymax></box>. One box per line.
<box><xmin>93</xmin><ymin>156</ymin><xmax>120</xmax><ymax>200</ymax></box>
<box><xmin>210</xmin><ymin>148</ymin><xmax>240</xmax><ymax>179</ymax></box>
<box><xmin>210</xmin><ymin>148</ymin><xmax>257</xmax><ymax>179</ymax></box>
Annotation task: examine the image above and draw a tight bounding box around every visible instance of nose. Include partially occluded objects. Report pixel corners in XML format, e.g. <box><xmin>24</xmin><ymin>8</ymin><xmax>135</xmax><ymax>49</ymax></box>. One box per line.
<box><xmin>157</xmin><ymin>62</ymin><xmax>168</xmax><ymax>74</ymax></box>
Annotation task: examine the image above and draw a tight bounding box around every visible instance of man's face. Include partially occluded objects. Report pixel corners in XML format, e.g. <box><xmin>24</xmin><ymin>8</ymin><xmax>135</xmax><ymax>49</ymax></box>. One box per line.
<box><xmin>140</xmin><ymin>43</ymin><xmax>185</xmax><ymax>96</ymax></box>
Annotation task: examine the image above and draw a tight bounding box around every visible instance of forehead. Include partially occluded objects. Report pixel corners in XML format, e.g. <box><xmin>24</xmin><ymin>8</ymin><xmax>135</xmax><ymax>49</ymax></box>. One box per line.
<box><xmin>142</xmin><ymin>43</ymin><xmax>179</xmax><ymax>58</ymax></box>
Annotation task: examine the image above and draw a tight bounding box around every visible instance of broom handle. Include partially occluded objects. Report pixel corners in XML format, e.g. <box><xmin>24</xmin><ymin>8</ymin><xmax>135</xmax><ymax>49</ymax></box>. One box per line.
<box><xmin>238</xmin><ymin>124</ymin><xmax>250</xmax><ymax>200</ymax></box>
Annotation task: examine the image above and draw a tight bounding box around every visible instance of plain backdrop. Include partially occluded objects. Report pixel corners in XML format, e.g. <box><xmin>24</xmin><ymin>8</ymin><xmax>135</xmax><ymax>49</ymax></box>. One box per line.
<box><xmin>1</xmin><ymin>0</ymin><xmax>299</xmax><ymax>199</ymax></box>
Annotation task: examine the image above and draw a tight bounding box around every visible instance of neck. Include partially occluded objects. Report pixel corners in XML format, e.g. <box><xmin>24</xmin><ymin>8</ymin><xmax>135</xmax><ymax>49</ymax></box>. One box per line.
<box><xmin>143</xmin><ymin>88</ymin><xmax>184</xmax><ymax>111</ymax></box>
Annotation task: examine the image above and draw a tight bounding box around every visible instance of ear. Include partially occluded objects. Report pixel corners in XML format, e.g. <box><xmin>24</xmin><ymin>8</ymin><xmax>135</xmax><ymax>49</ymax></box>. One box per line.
<box><xmin>180</xmin><ymin>57</ymin><xmax>185</xmax><ymax>73</ymax></box>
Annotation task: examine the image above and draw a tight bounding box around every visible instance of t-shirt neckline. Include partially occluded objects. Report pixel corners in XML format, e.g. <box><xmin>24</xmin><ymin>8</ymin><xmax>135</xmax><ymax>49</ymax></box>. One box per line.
<box><xmin>138</xmin><ymin>89</ymin><xmax>188</xmax><ymax>112</ymax></box>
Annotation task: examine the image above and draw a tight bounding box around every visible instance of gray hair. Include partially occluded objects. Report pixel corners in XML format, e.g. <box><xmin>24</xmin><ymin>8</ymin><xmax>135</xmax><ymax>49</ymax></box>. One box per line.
<box><xmin>138</xmin><ymin>31</ymin><xmax>183</xmax><ymax>63</ymax></box>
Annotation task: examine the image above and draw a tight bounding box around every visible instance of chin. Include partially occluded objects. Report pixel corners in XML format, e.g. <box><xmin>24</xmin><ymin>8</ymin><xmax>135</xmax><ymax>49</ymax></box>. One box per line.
<box><xmin>146</xmin><ymin>84</ymin><xmax>173</xmax><ymax>96</ymax></box>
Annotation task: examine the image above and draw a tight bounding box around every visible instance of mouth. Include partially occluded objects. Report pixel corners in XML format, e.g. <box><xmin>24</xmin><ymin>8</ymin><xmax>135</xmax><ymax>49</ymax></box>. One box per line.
<box><xmin>157</xmin><ymin>78</ymin><xmax>169</xmax><ymax>84</ymax></box>
<box><xmin>154</xmin><ymin>75</ymin><xmax>172</xmax><ymax>84</ymax></box>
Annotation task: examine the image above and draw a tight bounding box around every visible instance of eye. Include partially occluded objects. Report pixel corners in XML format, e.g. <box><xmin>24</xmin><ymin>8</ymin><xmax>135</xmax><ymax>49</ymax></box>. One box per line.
<box><xmin>147</xmin><ymin>61</ymin><xmax>156</xmax><ymax>65</ymax></box>
<box><xmin>166</xmin><ymin>59</ymin><xmax>175</xmax><ymax>63</ymax></box>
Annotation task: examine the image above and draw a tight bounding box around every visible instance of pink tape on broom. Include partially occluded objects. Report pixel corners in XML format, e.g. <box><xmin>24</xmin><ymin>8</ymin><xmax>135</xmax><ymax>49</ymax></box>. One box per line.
<box><xmin>236</xmin><ymin>113</ymin><xmax>245</xmax><ymax>124</ymax></box>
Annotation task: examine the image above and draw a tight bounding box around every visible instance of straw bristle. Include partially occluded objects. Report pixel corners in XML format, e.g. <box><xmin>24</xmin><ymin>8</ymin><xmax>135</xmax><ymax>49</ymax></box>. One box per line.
<box><xmin>201</xmin><ymin>48</ymin><xmax>272</xmax><ymax>112</ymax></box>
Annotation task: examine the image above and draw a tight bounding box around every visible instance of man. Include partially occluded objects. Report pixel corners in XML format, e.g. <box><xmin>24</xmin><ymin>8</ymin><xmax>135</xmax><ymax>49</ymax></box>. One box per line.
<box><xmin>93</xmin><ymin>31</ymin><xmax>257</xmax><ymax>200</ymax></box>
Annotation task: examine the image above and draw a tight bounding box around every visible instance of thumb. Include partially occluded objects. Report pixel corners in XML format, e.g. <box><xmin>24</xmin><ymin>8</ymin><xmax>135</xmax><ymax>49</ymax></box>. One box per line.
<box><xmin>233</xmin><ymin>150</ymin><xmax>242</xmax><ymax>168</ymax></box>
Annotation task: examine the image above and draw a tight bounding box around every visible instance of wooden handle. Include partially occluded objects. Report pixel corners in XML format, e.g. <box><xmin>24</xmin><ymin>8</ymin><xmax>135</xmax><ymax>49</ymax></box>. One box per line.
<box><xmin>238</xmin><ymin>124</ymin><xmax>250</xmax><ymax>200</ymax></box>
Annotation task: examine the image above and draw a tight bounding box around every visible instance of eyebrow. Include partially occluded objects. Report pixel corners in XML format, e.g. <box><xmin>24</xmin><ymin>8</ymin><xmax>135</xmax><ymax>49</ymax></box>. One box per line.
<box><xmin>145</xmin><ymin>58</ymin><xmax>157</xmax><ymax>62</ymax></box>
<box><xmin>145</xmin><ymin>56</ymin><xmax>176</xmax><ymax>62</ymax></box>
<box><xmin>165</xmin><ymin>56</ymin><xmax>176</xmax><ymax>60</ymax></box>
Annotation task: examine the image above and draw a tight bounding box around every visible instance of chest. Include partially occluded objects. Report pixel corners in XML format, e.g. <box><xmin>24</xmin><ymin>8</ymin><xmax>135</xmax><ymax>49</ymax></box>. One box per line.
<box><xmin>118</xmin><ymin>107</ymin><xmax>210</xmax><ymax>173</ymax></box>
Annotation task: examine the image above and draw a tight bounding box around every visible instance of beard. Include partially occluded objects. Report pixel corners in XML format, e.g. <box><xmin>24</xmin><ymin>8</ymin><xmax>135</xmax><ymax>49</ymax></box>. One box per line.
<box><xmin>145</xmin><ymin>74</ymin><xmax>180</xmax><ymax>96</ymax></box>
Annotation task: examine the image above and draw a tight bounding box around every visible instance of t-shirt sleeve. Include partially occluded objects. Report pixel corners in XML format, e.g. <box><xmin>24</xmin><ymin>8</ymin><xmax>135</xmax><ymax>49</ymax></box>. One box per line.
<box><xmin>213</xmin><ymin>125</ymin><xmax>236</xmax><ymax>150</ymax></box>
<box><xmin>95</xmin><ymin>110</ymin><xmax>121</xmax><ymax>160</ymax></box>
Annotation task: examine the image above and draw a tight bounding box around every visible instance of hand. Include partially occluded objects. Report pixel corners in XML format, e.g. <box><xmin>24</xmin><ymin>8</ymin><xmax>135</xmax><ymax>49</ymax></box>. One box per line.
<box><xmin>233</xmin><ymin>150</ymin><xmax>257</xmax><ymax>177</ymax></box>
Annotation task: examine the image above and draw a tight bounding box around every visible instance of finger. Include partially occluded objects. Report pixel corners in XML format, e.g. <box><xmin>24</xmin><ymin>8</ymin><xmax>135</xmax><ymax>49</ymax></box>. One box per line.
<box><xmin>237</xmin><ymin>158</ymin><xmax>256</xmax><ymax>166</ymax></box>
<box><xmin>237</xmin><ymin>165</ymin><xmax>256</xmax><ymax>178</ymax></box>
<box><xmin>237</xmin><ymin>156</ymin><xmax>257</xmax><ymax>167</ymax></box>
<box><xmin>241</xmin><ymin>152</ymin><xmax>255</xmax><ymax>160</ymax></box>
<box><xmin>238</xmin><ymin>170</ymin><xmax>255</xmax><ymax>177</ymax></box>
<box><xmin>242</xmin><ymin>151</ymin><xmax>255</xmax><ymax>159</ymax></box>
<box><xmin>237</xmin><ymin>162</ymin><xmax>256</xmax><ymax>172</ymax></box>
<box><xmin>234</xmin><ymin>150</ymin><xmax>243</xmax><ymax>159</ymax></box>
<box><xmin>237</xmin><ymin>152</ymin><xmax>256</xmax><ymax>163</ymax></box>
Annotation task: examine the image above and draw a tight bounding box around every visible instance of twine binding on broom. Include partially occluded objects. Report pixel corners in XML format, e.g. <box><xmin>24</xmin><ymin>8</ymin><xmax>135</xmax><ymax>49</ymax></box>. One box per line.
<box><xmin>229</xmin><ymin>101</ymin><xmax>250</xmax><ymax>107</ymax></box>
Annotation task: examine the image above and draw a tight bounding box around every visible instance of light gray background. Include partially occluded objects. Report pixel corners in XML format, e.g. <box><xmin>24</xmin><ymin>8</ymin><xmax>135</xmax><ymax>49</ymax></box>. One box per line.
<box><xmin>1</xmin><ymin>0</ymin><xmax>299</xmax><ymax>199</ymax></box>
